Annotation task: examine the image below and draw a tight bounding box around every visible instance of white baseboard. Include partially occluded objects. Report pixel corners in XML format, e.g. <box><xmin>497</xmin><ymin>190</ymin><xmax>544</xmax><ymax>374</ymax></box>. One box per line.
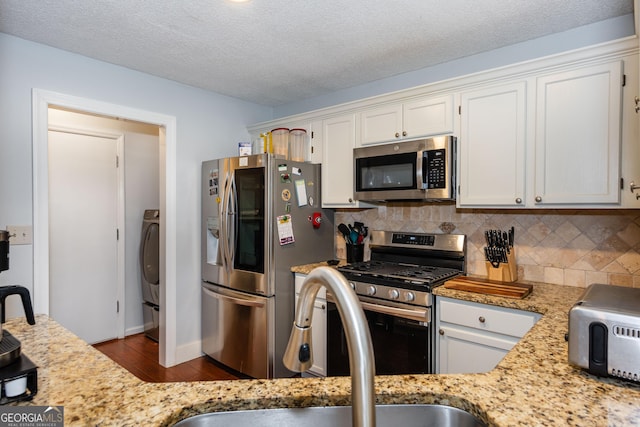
<box><xmin>174</xmin><ymin>339</ymin><xmax>203</xmax><ymax>365</ymax></box>
<box><xmin>125</xmin><ymin>325</ymin><xmax>144</xmax><ymax>336</ymax></box>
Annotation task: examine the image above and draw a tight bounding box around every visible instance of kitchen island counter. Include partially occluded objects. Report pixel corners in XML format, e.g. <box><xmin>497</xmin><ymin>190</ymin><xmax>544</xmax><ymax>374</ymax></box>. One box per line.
<box><xmin>6</xmin><ymin>276</ymin><xmax>640</xmax><ymax>426</ymax></box>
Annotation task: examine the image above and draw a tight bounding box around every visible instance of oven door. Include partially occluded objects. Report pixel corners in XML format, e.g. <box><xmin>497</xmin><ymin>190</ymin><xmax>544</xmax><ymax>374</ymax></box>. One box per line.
<box><xmin>326</xmin><ymin>295</ymin><xmax>434</xmax><ymax>376</ymax></box>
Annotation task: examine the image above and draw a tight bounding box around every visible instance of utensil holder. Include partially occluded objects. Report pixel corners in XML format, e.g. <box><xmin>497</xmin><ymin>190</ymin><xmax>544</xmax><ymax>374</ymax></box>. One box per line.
<box><xmin>346</xmin><ymin>244</ymin><xmax>364</xmax><ymax>263</ymax></box>
<box><xmin>486</xmin><ymin>250</ymin><xmax>517</xmax><ymax>282</ymax></box>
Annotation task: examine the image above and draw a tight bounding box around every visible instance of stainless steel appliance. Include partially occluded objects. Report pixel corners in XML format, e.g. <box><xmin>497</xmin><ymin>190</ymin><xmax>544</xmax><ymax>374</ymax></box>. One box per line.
<box><xmin>568</xmin><ymin>283</ymin><xmax>640</xmax><ymax>383</ymax></box>
<box><xmin>201</xmin><ymin>154</ymin><xmax>334</xmax><ymax>379</ymax></box>
<box><xmin>0</xmin><ymin>230</ymin><xmax>37</xmax><ymax>403</ymax></box>
<box><xmin>329</xmin><ymin>230</ymin><xmax>466</xmax><ymax>376</ymax></box>
<box><xmin>354</xmin><ymin>136</ymin><xmax>456</xmax><ymax>201</ymax></box>
<box><xmin>140</xmin><ymin>209</ymin><xmax>160</xmax><ymax>342</ymax></box>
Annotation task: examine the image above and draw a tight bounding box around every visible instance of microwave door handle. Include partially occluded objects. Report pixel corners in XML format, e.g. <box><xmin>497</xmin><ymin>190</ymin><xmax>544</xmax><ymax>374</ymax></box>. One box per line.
<box><xmin>417</xmin><ymin>150</ymin><xmax>426</xmax><ymax>189</ymax></box>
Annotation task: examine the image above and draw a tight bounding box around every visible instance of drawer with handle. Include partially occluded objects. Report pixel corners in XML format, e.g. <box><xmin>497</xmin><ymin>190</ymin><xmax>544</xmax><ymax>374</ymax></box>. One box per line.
<box><xmin>439</xmin><ymin>297</ymin><xmax>540</xmax><ymax>338</ymax></box>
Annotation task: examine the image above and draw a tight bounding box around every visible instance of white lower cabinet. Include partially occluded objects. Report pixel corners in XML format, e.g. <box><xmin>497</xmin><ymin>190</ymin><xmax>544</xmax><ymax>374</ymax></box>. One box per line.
<box><xmin>436</xmin><ymin>296</ymin><xmax>541</xmax><ymax>374</ymax></box>
<box><xmin>294</xmin><ymin>273</ymin><xmax>326</xmax><ymax>377</ymax></box>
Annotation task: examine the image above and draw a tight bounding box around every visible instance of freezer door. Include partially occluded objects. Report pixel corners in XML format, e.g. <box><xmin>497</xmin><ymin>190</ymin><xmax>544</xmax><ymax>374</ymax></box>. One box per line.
<box><xmin>201</xmin><ymin>282</ymin><xmax>272</xmax><ymax>379</ymax></box>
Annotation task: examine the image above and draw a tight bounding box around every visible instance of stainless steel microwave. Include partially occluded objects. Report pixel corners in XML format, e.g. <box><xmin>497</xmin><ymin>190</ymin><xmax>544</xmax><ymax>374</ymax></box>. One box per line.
<box><xmin>354</xmin><ymin>136</ymin><xmax>456</xmax><ymax>201</ymax></box>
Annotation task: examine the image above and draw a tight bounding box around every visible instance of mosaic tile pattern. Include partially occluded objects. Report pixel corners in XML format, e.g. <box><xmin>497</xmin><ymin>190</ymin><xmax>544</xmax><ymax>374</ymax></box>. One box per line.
<box><xmin>335</xmin><ymin>205</ymin><xmax>640</xmax><ymax>288</ymax></box>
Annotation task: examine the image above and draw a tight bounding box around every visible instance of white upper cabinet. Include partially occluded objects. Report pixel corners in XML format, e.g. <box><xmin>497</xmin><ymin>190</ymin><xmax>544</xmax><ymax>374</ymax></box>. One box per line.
<box><xmin>458</xmin><ymin>60</ymin><xmax>624</xmax><ymax>208</ymax></box>
<box><xmin>247</xmin><ymin>38</ymin><xmax>634</xmax><ymax>209</ymax></box>
<box><xmin>458</xmin><ymin>81</ymin><xmax>527</xmax><ymax>207</ymax></box>
<box><xmin>534</xmin><ymin>61</ymin><xmax>623</xmax><ymax>205</ymax></box>
<box><xmin>359</xmin><ymin>95</ymin><xmax>454</xmax><ymax>146</ymax></box>
<box><xmin>321</xmin><ymin>113</ymin><xmax>368</xmax><ymax>208</ymax></box>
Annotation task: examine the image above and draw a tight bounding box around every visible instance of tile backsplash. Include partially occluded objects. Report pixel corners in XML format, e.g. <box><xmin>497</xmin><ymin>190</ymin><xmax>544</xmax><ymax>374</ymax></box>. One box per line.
<box><xmin>335</xmin><ymin>204</ymin><xmax>640</xmax><ymax>288</ymax></box>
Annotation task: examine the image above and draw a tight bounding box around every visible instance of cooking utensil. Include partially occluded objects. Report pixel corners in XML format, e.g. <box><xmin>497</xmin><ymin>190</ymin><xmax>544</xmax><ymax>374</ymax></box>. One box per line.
<box><xmin>338</xmin><ymin>223</ymin><xmax>352</xmax><ymax>243</ymax></box>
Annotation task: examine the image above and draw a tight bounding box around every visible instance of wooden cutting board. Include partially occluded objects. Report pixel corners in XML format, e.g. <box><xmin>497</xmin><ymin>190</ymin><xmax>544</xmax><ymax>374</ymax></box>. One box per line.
<box><xmin>443</xmin><ymin>276</ymin><xmax>533</xmax><ymax>299</ymax></box>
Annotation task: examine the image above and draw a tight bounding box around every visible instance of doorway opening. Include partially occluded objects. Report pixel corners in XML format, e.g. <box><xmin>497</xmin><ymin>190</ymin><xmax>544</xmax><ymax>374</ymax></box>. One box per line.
<box><xmin>32</xmin><ymin>89</ymin><xmax>178</xmax><ymax>367</ymax></box>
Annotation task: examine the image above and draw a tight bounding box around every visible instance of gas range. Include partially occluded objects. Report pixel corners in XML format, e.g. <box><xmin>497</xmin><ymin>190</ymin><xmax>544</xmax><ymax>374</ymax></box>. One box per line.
<box><xmin>337</xmin><ymin>230</ymin><xmax>466</xmax><ymax>306</ymax></box>
<box><xmin>328</xmin><ymin>230</ymin><xmax>467</xmax><ymax>377</ymax></box>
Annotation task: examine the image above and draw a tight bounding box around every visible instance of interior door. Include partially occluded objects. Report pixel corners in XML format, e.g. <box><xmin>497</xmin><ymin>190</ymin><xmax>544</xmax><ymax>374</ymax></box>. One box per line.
<box><xmin>48</xmin><ymin>130</ymin><xmax>120</xmax><ymax>344</ymax></box>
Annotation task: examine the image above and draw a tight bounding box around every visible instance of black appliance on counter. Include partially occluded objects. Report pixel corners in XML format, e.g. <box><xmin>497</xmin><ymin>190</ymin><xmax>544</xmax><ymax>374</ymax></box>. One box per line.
<box><xmin>329</xmin><ymin>230</ymin><xmax>466</xmax><ymax>376</ymax></box>
<box><xmin>0</xmin><ymin>230</ymin><xmax>37</xmax><ymax>403</ymax></box>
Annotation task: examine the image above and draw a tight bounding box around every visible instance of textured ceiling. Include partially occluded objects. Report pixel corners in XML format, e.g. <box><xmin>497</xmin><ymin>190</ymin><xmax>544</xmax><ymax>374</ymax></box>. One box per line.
<box><xmin>0</xmin><ymin>1</ymin><xmax>633</xmax><ymax>106</ymax></box>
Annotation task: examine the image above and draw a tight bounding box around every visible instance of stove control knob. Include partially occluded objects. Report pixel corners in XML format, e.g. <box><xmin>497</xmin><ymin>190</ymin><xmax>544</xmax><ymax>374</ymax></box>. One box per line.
<box><xmin>405</xmin><ymin>292</ymin><xmax>415</xmax><ymax>302</ymax></box>
<box><xmin>366</xmin><ymin>286</ymin><xmax>376</xmax><ymax>296</ymax></box>
<box><xmin>389</xmin><ymin>289</ymin><xmax>400</xmax><ymax>300</ymax></box>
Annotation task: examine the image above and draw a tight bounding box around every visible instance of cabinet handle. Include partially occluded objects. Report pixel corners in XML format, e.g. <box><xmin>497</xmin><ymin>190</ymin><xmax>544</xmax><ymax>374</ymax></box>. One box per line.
<box><xmin>402</xmin><ymin>131</ymin><xmax>407</xmax><ymax>137</ymax></box>
<box><xmin>394</xmin><ymin>132</ymin><xmax>400</xmax><ymax>138</ymax></box>
<box><xmin>439</xmin><ymin>329</ymin><xmax>445</xmax><ymax>335</ymax></box>
<box><xmin>321</xmin><ymin>304</ymin><xmax>326</xmax><ymax>310</ymax></box>
<box><xmin>515</xmin><ymin>198</ymin><xmax>522</xmax><ymax>204</ymax></box>
<box><xmin>478</xmin><ymin>316</ymin><xmax>486</xmax><ymax>323</ymax></box>
<box><xmin>348</xmin><ymin>198</ymin><xmax>353</xmax><ymax>203</ymax></box>
<box><xmin>535</xmin><ymin>196</ymin><xmax>542</xmax><ymax>203</ymax></box>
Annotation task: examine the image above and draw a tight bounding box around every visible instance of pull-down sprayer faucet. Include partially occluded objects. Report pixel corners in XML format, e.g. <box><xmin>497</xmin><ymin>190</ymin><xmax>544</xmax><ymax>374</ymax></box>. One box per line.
<box><xmin>283</xmin><ymin>267</ymin><xmax>376</xmax><ymax>427</ymax></box>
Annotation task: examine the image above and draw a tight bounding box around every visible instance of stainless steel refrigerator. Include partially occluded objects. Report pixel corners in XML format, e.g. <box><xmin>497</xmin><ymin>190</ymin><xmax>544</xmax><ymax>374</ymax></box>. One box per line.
<box><xmin>201</xmin><ymin>154</ymin><xmax>334</xmax><ymax>379</ymax></box>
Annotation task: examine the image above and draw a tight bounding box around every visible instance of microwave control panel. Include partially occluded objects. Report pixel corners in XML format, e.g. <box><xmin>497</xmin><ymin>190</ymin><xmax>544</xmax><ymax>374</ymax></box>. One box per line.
<box><xmin>424</xmin><ymin>149</ymin><xmax>446</xmax><ymax>189</ymax></box>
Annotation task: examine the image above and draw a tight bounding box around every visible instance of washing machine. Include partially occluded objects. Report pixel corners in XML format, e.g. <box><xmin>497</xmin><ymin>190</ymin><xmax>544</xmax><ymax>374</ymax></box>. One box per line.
<box><xmin>140</xmin><ymin>209</ymin><xmax>160</xmax><ymax>341</ymax></box>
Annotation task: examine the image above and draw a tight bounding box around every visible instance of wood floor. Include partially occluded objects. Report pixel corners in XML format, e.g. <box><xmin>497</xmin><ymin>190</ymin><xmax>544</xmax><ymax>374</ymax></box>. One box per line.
<box><xmin>93</xmin><ymin>333</ymin><xmax>248</xmax><ymax>382</ymax></box>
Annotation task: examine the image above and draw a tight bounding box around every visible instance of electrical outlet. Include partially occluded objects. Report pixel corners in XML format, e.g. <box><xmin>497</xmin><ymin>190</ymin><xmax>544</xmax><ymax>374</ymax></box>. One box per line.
<box><xmin>6</xmin><ymin>226</ymin><xmax>32</xmax><ymax>245</ymax></box>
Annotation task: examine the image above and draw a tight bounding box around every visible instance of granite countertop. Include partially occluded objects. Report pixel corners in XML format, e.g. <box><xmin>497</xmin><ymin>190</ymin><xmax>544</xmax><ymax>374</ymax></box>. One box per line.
<box><xmin>6</xmin><ymin>267</ymin><xmax>640</xmax><ymax>426</ymax></box>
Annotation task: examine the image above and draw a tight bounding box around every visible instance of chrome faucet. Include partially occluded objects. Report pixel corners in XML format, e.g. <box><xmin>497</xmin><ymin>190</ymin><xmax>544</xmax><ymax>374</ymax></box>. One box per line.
<box><xmin>283</xmin><ymin>267</ymin><xmax>376</xmax><ymax>427</ymax></box>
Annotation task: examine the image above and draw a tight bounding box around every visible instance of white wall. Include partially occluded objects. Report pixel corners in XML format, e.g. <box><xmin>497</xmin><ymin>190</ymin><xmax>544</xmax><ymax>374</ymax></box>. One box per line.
<box><xmin>0</xmin><ymin>33</ymin><xmax>271</xmax><ymax>358</ymax></box>
<box><xmin>273</xmin><ymin>14</ymin><xmax>635</xmax><ymax>118</ymax></box>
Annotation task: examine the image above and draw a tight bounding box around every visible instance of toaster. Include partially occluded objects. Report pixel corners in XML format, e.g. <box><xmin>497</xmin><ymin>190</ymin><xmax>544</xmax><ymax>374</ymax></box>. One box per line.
<box><xmin>568</xmin><ymin>283</ymin><xmax>640</xmax><ymax>382</ymax></box>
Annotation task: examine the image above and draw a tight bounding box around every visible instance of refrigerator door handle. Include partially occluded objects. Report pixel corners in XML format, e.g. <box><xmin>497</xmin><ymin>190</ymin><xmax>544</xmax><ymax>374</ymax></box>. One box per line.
<box><xmin>203</xmin><ymin>286</ymin><xmax>265</xmax><ymax>308</ymax></box>
<box><xmin>220</xmin><ymin>168</ymin><xmax>234</xmax><ymax>274</ymax></box>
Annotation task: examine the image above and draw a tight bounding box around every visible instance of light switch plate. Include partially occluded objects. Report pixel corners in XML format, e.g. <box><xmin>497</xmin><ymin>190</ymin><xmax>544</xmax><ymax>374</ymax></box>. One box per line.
<box><xmin>6</xmin><ymin>226</ymin><xmax>32</xmax><ymax>245</ymax></box>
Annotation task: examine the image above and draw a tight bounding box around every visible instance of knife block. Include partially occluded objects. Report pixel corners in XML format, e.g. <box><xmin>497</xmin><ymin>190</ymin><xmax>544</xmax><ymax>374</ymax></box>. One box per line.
<box><xmin>486</xmin><ymin>250</ymin><xmax>517</xmax><ymax>282</ymax></box>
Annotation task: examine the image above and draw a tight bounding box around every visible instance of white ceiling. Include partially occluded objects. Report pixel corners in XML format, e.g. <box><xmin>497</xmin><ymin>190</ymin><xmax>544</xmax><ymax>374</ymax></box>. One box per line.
<box><xmin>0</xmin><ymin>1</ymin><xmax>634</xmax><ymax>106</ymax></box>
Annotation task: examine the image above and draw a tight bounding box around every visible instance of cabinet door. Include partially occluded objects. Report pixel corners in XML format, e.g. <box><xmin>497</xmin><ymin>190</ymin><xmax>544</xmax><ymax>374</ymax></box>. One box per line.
<box><xmin>403</xmin><ymin>95</ymin><xmax>454</xmax><ymax>139</ymax></box>
<box><xmin>458</xmin><ymin>82</ymin><xmax>527</xmax><ymax>207</ymax></box>
<box><xmin>359</xmin><ymin>104</ymin><xmax>402</xmax><ymax>145</ymax></box>
<box><xmin>322</xmin><ymin>114</ymin><xmax>359</xmax><ymax>207</ymax></box>
<box><xmin>534</xmin><ymin>61</ymin><xmax>622</xmax><ymax>205</ymax></box>
<box><xmin>359</xmin><ymin>95</ymin><xmax>454</xmax><ymax>146</ymax></box>
<box><xmin>438</xmin><ymin>325</ymin><xmax>516</xmax><ymax>374</ymax></box>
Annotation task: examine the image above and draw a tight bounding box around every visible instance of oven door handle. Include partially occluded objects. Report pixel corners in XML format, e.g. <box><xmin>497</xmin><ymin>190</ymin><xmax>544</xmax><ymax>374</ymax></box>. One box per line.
<box><xmin>328</xmin><ymin>293</ymin><xmax>430</xmax><ymax>323</ymax></box>
<box><xmin>360</xmin><ymin>300</ymin><xmax>430</xmax><ymax>323</ymax></box>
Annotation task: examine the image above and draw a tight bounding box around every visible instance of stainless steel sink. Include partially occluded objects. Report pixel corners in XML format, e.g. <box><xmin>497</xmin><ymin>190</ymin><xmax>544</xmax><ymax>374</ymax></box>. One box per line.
<box><xmin>173</xmin><ymin>404</ymin><xmax>487</xmax><ymax>426</ymax></box>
